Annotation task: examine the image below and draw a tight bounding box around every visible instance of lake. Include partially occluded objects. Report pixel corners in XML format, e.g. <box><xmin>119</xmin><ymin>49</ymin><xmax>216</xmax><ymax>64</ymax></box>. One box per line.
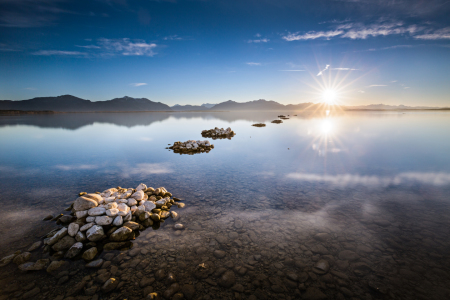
<box><xmin>1</xmin><ymin>111</ymin><xmax>450</xmax><ymax>300</ymax></box>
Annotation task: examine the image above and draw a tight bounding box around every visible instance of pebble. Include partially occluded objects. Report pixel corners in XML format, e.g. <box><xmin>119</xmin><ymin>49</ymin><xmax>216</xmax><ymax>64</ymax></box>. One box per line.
<box><xmin>82</xmin><ymin>247</ymin><xmax>98</xmax><ymax>260</ymax></box>
<box><xmin>65</xmin><ymin>242</ymin><xmax>83</xmax><ymax>258</ymax></box>
<box><xmin>86</xmin><ymin>258</ymin><xmax>104</xmax><ymax>268</ymax></box>
<box><xmin>68</xmin><ymin>223</ymin><xmax>79</xmax><ymax>237</ymax></box>
<box><xmin>27</xmin><ymin>241</ymin><xmax>42</xmax><ymax>252</ymax></box>
<box><xmin>86</xmin><ymin>225</ymin><xmax>106</xmax><ymax>242</ymax></box>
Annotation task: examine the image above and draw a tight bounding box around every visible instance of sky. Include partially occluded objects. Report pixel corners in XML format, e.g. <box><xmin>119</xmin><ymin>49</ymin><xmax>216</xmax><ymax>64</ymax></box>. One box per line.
<box><xmin>1</xmin><ymin>0</ymin><xmax>450</xmax><ymax>107</ymax></box>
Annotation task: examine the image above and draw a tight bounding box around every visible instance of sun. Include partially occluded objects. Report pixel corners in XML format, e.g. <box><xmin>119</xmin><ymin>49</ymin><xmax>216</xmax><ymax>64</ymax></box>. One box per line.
<box><xmin>322</xmin><ymin>89</ymin><xmax>337</xmax><ymax>104</ymax></box>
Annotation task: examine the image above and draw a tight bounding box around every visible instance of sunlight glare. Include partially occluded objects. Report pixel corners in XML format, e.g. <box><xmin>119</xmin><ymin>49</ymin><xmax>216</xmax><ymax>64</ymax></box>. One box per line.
<box><xmin>322</xmin><ymin>89</ymin><xmax>337</xmax><ymax>104</ymax></box>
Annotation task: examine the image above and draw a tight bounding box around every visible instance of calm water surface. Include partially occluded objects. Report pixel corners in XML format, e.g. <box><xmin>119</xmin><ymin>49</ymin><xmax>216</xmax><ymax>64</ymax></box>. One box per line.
<box><xmin>0</xmin><ymin>111</ymin><xmax>450</xmax><ymax>300</ymax></box>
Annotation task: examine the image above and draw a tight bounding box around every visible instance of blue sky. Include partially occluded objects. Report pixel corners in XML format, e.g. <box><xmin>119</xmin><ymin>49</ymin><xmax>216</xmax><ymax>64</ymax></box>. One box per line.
<box><xmin>1</xmin><ymin>0</ymin><xmax>450</xmax><ymax>106</ymax></box>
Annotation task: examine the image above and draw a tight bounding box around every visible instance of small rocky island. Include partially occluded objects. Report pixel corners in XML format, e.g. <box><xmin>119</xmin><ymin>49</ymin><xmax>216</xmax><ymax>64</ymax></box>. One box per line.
<box><xmin>271</xmin><ymin>120</ymin><xmax>283</xmax><ymax>124</ymax></box>
<box><xmin>201</xmin><ymin>127</ymin><xmax>235</xmax><ymax>139</ymax></box>
<box><xmin>252</xmin><ymin>123</ymin><xmax>266</xmax><ymax>127</ymax></box>
<box><xmin>169</xmin><ymin>140</ymin><xmax>214</xmax><ymax>154</ymax></box>
<box><xmin>0</xmin><ymin>184</ymin><xmax>185</xmax><ymax>273</ymax></box>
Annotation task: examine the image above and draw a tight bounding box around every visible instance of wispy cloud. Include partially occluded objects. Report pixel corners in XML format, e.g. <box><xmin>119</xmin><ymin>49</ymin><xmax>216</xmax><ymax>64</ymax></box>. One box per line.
<box><xmin>76</xmin><ymin>45</ymin><xmax>101</xmax><ymax>49</ymax></box>
<box><xmin>283</xmin><ymin>21</ymin><xmax>450</xmax><ymax>41</ymax></box>
<box><xmin>414</xmin><ymin>27</ymin><xmax>450</xmax><ymax>40</ymax></box>
<box><xmin>163</xmin><ymin>35</ymin><xmax>186</xmax><ymax>41</ymax></box>
<box><xmin>130</xmin><ymin>83</ymin><xmax>147</xmax><ymax>87</ymax></box>
<box><xmin>0</xmin><ymin>0</ymin><xmax>77</xmax><ymax>28</ymax></box>
<box><xmin>32</xmin><ymin>50</ymin><xmax>87</xmax><ymax>56</ymax></box>
<box><xmin>54</xmin><ymin>164</ymin><xmax>98</xmax><ymax>171</ymax></box>
<box><xmin>98</xmin><ymin>38</ymin><xmax>157</xmax><ymax>56</ymax></box>
<box><xmin>332</xmin><ymin>67</ymin><xmax>358</xmax><ymax>71</ymax></box>
<box><xmin>283</xmin><ymin>30</ymin><xmax>343</xmax><ymax>41</ymax></box>
<box><xmin>286</xmin><ymin>172</ymin><xmax>450</xmax><ymax>187</ymax></box>
<box><xmin>317</xmin><ymin>64</ymin><xmax>330</xmax><ymax>76</ymax></box>
<box><xmin>120</xmin><ymin>163</ymin><xmax>172</xmax><ymax>178</ymax></box>
<box><xmin>279</xmin><ymin>70</ymin><xmax>305</xmax><ymax>72</ymax></box>
<box><xmin>368</xmin><ymin>84</ymin><xmax>388</xmax><ymax>87</ymax></box>
<box><xmin>246</xmin><ymin>62</ymin><xmax>261</xmax><ymax>66</ymax></box>
<box><xmin>247</xmin><ymin>38</ymin><xmax>270</xmax><ymax>43</ymax></box>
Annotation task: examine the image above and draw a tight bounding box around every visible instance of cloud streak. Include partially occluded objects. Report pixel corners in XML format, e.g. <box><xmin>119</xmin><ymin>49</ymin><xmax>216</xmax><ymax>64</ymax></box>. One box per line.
<box><xmin>98</xmin><ymin>38</ymin><xmax>157</xmax><ymax>56</ymax></box>
<box><xmin>286</xmin><ymin>172</ymin><xmax>450</xmax><ymax>187</ymax></box>
<box><xmin>32</xmin><ymin>50</ymin><xmax>87</xmax><ymax>56</ymax></box>
<box><xmin>247</xmin><ymin>38</ymin><xmax>270</xmax><ymax>43</ymax></box>
<box><xmin>283</xmin><ymin>21</ymin><xmax>450</xmax><ymax>41</ymax></box>
<box><xmin>317</xmin><ymin>64</ymin><xmax>330</xmax><ymax>76</ymax></box>
<box><xmin>130</xmin><ymin>83</ymin><xmax>147</xmax><ymax>87</ymax></box>
<box><xmin>246</xmin><ymin>62</ymin><xmax>261</xmax><ymax>66</ymax></box>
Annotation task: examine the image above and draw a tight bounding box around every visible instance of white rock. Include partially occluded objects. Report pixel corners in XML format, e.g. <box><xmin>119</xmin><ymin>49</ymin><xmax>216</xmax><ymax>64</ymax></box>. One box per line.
<box><xmin>86</xmin><ymin>225</ymin><xmax>105</xmax><ymax>242</ymax></box>
<box><xmin>47</xmin><ymin>227</ymin><xmax>68</xmax><ymax>246</ymax></box>
<box><xmin>156</xmin><ymin>198</ymin><xmax>167</xmax><ymax>207</ymax></box>
<box><xmin>106</xmin><ymin>208</ymin><xmax>119</xmax><ymax>217</ymax></box>
<box><xmin>102</xmin><ymin>188</ymin><xmax>118</xmax><ymax>198</ymax></box>
<box><xmin>113</xmin><ymin>215</ymin><xmax>123</xmax><ymax>226</ymax></box>
<box><xmin>80</xmin><ymin>222</ymin><xmax>94</xmax><ymax>231</ymax></box>
<box><xmin>124</xmin><ymin>212</ymin><xmax>132</xmax><ymax>221</ymax></box>
<box><xmin>73</xmin><ymin>196</ymin><xmax>98</xmax><ymax>211</ymax></box>
<box><xmin>131</xmin><ymin>190</ymin><xmax>145</xmax><ymax>201</ymax></box>
<box><xmin>98</xmin><ymin>198</ymin><xmax>105</xmax><ymax>204</ymax></box>
<box><xmin>119</xmin><ymin>191</ymin><xmax>132</xmax><ymax>199</ymax></box>
<box><xmin>117</xmin><ymin>203</ymin><xmax>128</xmax><ymax>212</ymax></box>
<box><xmin>136</xmin><ymin>183</ymin><xmax>147</xmax><ymax>191</ymax></box>
<box><xmin>127</xmin><ymin>198</ymin><xmax>137</xmax><ymax>206</ymax></box>
<box><xmin>130</xmin><ymin>205</ymin><xmax>137</xmax><ymax>213</ymax></box>
<box><xmin>75</xmin><ymin>210</ymin><xmax>88</xmax><ymax>219</ymax></box>
<box><xmin>68</xmin><ymin>223</ymin><xmax>79</xmax><ymax>237</ymax></box>
<box><xmin>135</xmin><ymin>205</ymin><xmax>145</xmax><ymax>216</ymax></box>
<box><xmin>144</xmin><ymin>201</ymin><xmax>156</xmax><ymax>212</ymax></box>
<box><xmin>118</xmin><ymin>199</ymin><xmax>128</xmax><ymax>203</ymax></box>
<box><xmin>75</xmin><ymin>231</ymin><xmax>86</xmax><ymax>242</ymax></box>
<box><xmin>86</xmin><ymin>216</ymin><xmax>95</xmax><ymax>223</ymax></box>
<box><xmin>106</xmin><ymin>202</ymin><xmax>118</xmax><ymax>209</ymax></box>
<box><xmin>88</xmin><ymin>207</ymin><xmax>106</xmax><ymax>216</ymax></box>
<box><xmin>95</xmin><ymin>216</ymin><xmax>113</xmax><ymax>226</ymax></box>
<box><xmin>104</xmin><ymin>197</ymin><xmax>115</xmax><ymax>203</ymax></box>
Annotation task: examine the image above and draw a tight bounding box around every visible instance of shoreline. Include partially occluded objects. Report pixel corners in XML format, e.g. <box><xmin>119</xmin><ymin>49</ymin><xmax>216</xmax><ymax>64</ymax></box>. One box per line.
<box><xmin>1</xmin><ymin>108</ymin><xmax>450</xmax><ymax>115</ymax></box>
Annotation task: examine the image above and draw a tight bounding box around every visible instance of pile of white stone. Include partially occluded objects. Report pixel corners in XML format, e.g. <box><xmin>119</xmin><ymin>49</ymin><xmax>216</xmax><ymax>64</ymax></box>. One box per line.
<box><xmin>0</xmin><ymin>183</ymin><xmax>185</xmax><ymax>272</ymax></box>
<box><xmin>169</xmin><ymin>140</ymin><xmax>214</xmax><ymax>154</ymax></box>
<box><xmin>201</xmin><ymin>127</ymin><xmax>235</xmax><ymax>139</ymax></box>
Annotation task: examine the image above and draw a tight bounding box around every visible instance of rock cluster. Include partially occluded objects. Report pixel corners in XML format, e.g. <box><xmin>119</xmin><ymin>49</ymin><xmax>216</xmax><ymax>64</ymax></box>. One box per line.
<box><xmin>201</xmin><ymin>127</ymin><xmax>235</xmax><ymax>139</ymax></box>
<box><xmin>169</xmin><ymin>140</ymin><xmax>214</xmax><ymax>154</ymax></box>
<box><xmin>252</xmin><ymin>123</ymin><xmax>266</xmax><ymax>127</ymax></box>
<box><xmin>1</xmin><ymin>183</ymin><xmax>185</xmax><ymax>271</ymax></box>
<box><xmin>271</xmin><ymin>120</ymin><xmax>283</xmax><ymax>124</ymax></box>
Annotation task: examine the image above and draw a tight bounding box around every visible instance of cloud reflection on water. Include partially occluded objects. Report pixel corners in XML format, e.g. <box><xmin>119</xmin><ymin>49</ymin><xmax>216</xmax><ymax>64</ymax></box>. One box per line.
<box><xmin>286</xmin><ymin>172</ymin><xmax>450</xmax><ymax>187</ymax></box>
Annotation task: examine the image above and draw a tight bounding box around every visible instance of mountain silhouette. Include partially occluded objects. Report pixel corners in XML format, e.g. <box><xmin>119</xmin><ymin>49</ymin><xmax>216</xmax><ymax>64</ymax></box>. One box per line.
<box><xmin>0</xmin><ymin>95</ymin><xmax>172</xmax><ymax>112</ymax></box>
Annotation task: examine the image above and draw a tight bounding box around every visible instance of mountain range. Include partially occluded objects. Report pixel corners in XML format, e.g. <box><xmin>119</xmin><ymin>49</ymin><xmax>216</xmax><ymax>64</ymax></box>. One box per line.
<box><xmin>0</xmin><ymin>95</ymin><xmax>447</xmax><ymax>112</ymax></box>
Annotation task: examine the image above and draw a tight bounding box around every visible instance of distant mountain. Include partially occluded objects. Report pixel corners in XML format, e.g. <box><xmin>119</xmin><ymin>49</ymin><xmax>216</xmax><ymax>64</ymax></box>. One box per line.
<box><xmin>210</xmin><ymin>99</ymin><xmax>286</xmax><ymax>111</ymax></box>
<box><xmin>171</xmin><ymin>104</ymin><xmax>209</xmax><ymax>111</ymax></box>
<box><xmin>0</xmin><ymin>95</ymin><xmax>172</xmax><ymax>112</ymax></box>
<box><xmin>201</xmin><ymin>103</ymin><xmax>216</xmax><ymax>108</ymax></box>
<box><xmin>1</xmin><ymin>95</ymin><xmax>447</xmax><ymax>112</ymax></box>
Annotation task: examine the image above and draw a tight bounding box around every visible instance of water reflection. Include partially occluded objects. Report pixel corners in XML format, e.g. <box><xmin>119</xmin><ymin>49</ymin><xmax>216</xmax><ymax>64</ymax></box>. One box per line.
<box><xmin>0</xmin><ymin>112</ymin><xmax>450</xmax><ymax>299</ymax></box>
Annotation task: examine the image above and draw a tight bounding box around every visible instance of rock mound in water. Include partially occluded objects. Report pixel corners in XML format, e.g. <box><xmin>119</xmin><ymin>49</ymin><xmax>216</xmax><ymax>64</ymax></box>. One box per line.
<box><xmin>271</xmin><ymin>120</ymin><xmax>283</xmax><ymax>124</ymax></box>
<box><xmin>169</xmin><ymin>140</ymin><xmax>214</xmax><ymax>155</ymax></box>
<box><xmin>252</xmin><ymin>123</ymin><xmax>266</xmax><ymax>127</ymax></box>
<box><xmin>0</xmin><ymin>183</ymin><xmax>186</xmax><ymax>270</ymax></box>
<box><xmin>201</xmin><ymin>127</ymin><xmax>235</xmax><ymax>139</ymax></box>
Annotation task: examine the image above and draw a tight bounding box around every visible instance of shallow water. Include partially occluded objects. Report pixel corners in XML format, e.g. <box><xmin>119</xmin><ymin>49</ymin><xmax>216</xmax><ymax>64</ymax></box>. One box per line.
<box><xmin>1</xmin><ymin>111</ymin><xmax>450</xmax><ymax>300</ymax></box>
